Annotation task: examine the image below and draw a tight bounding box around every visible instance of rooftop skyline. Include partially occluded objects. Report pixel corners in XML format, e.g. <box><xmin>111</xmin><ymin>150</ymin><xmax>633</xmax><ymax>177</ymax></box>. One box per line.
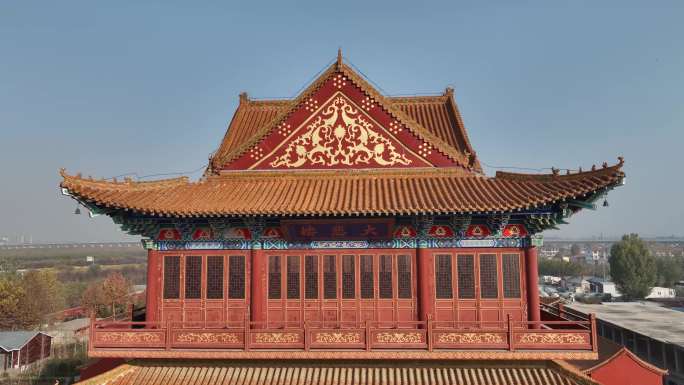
<box><xmin>1</xmin><ymin>1</ymin><xmax>682</xmax><ymax>242</ymax></box>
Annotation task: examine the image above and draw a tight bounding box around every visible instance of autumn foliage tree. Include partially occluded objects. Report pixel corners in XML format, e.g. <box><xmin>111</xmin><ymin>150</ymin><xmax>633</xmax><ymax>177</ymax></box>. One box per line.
<box><xmin>0</xmin><ymin>270</ymin><xmax>65</xmax><ymax>330</ymax></box>
<box><xmin>0</xmin><ymin>276</ymin><xmax>25</xmax><ymax>330</ymax></box>
<box><xmin>81</xmin><ymin>272</ymin><xmax>132</xmax><ymax>318</ymax></box>
<box><xmin>609</xmin><ymin>234</ymin><xmax>657</xmax><ymax>299</ymax></box>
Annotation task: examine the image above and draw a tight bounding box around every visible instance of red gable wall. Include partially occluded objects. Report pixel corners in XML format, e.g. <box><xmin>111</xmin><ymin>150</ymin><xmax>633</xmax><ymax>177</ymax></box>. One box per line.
<box><xmin>588</xmin><ymin>349</ymin><xmax>665</xmax><ymax>385</ymax></box>
<box><xmin>223</xmin><ymin>72</ymin><xmax>458</xmax><ymax>170</ymax></box>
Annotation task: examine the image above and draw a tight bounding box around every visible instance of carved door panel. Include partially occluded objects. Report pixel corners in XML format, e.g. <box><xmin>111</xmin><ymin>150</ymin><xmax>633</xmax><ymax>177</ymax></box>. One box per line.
<box><xmin>303</xmin><ymin>255</ymin><xmax>321</xmax><ymax>324</ymax></box>
<box><xmin>284</xmin><ymin>255</ymin><xmax>303</xmax><ymax>326</ymax></box>
<box><xmin>339</xmin><ymin>254</ymin><xmax>358</xmax><ymax>325</ymax></box>
<box><xmin>267</xmin><ymin>254</ymin><xmax>284</xmax><ymax>325</ymax></box>
<box><xmin>376</xmin><ymin>254</ymin><xmax>395</xmax><ymax>324</ymax></box>
<box><xmin>358</xmin><ymin>254</ymin><xmax>376</xmax><ymax>324</ymax></box>
<box><xmin>321</xmin><ymin>254</ymin><xmax>339</xmax><ymax>325</ymax></box>
<box><xmin>478</xmin><ymin>253</ymin><xmax>503</xmax><ymax>326</ymax></box>
<box><xmin>395</xmin><ymin>253</ymin><xmax>416</xmax><ymax>327</ymax></box>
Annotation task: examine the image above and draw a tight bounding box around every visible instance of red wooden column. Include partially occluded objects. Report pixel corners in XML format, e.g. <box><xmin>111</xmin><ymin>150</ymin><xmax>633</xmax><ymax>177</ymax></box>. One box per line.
<box><xmin>145</xmin><ymin>249</ymin><xmax>161</xmax><ymax>324</ymax></box>
<box><xmin>250</xmin><ymin>248</ymin><xmax>267</xmax><ymax>327</ymax></box>
<box><xmin>525</xmin><ymin>246</ymin><xmax>541</xmax><ymax>327</ymax></box>
<box><xmin>416</xmin><ymin>247</ymin><xmax>435</xmax><ymax>323</ymax></box>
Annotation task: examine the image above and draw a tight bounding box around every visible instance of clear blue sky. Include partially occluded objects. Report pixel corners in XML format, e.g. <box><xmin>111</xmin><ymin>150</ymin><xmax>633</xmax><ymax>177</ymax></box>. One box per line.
<box><xmin>0</xmin><ymin>1</ymin><xmax>682</xmax><ymax>243</ymax></box>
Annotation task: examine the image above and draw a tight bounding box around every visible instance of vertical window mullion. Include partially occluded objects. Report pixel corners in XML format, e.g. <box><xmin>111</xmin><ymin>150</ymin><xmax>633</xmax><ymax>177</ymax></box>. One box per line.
<box><xmin>163</xmin><ymin>255</ymin><xmax>181</xmax><ymax>299</ymax></box>
<box><xmin>502</xmin><ymin>253</ymin><xmax>521</xmax><ymax>298</ymax></box>
<box><xmin>397</xmin><ymin>255</ymin><xmax>411</xmax><ymax>299</ymax></box>
<box><xmin>229</xmin><ymin>255</ymin><xmax>245</xmax><ymax>299</ymax></box>
<box><xmin>287</xmin><ymin>255</ymin><xmax>300</xmax><ymax>299</ymax></box>
<box><xmin>457</xmin><ymin>255</ymin><xmax>475</xmax><ymax>299</ymax></box>
<box><xmin>184</xmin><ymin>256</ymin><xmax>202</xmax><ymax>299</ymax></box>
<box><xmin>435</xmin><ymin>254</ymin><xmax>453</xmax><ymax>299</ymax></box>
<box><xmin>324</xmin><ymin>255</ymin><xmax>337</xmax><ymax>299</ymax></box>
<box><xmin>206</xmin><ymin>256</ymin><xmax>224</xmax><ymax>299</ymax></box>
<box><xmin>479</xmin><ymin>254</ymin><xmax>498</xmax><ymax>299</ymax></box>
<box><xmin>268</xmin><ymin>255</ymin><xmax>281</xmax><ymax>299</ymax></box>
<box><xmin>342</xmin><ymin>255</ymin><xmax>355</xmax><ymax>299</ymax></box>
<box><xmin>360</xmin><ymin>255</ymin><xmax>374</xmax><ymax>299</ymax></box>
<box><xmin>305</xmin><ymin>255</ymin><xmax>318</xmax><ymax>299</ymax></box>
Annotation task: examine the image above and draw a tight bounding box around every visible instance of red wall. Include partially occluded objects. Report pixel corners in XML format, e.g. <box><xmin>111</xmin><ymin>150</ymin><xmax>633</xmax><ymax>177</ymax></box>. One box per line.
<box><xmin>589</xmin><ymin>351</ymin><xmax>664</xmax><ymax>385</ymax></box>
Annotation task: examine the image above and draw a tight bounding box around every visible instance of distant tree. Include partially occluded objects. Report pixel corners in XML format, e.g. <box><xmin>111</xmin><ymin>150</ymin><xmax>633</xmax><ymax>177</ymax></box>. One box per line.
<box><xmin>581</xmin><ymin>261</ymin><xmax>610</xmax><ymax>278</ymax></box>
<box><xmin>82</xmin><ymin>272</ymin><xmax>132</xmax><ymax>318</ymax></box>
<box><xmin>81</xmin><ymin>281</ymin><xmax>106</xmax><ymax>316</ymax></box>
<box><xmin>655</xmin><ymin>256</ymin><xmax>684</xmax><ymax>288</ymax></box>
<box><xmin>17</xmin><ymin>270</ymin><xmax>65</xmax><ymax>327</ymax></box>
<box><xmin>0</xmin><ymin>275</ymin><xmax>25</xmax><ymax>330</ymax></box>
<box><xmin>101</xmin><ymin>272</ymin><xmax>132</xmax><ymax>317</ymax></box>
<box><xmin>570</xmin><ymin>244</ymin><xmax>581</xmax><ymax>257</ymax></box>
<box><xmin>538</xmin><ymin>258</ymin><xmax>582</xmax><ymax>278</ymax></box>
<box><xmin>609</xmin><ymin>234</ymin><xmax>657</xmax><ymax>299</ymax></box>
<box><xmin>63</xmin><ymin>282</ymin><xmax>89</xmax><ymax>308</ymax></box>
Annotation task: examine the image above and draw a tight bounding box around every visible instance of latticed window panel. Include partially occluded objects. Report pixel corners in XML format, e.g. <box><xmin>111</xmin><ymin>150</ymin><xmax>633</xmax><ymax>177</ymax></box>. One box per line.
<box><xmin>163</xmin><ymin>255</ymin><xmax>180</xmax><ymax>299</ymax></box>
<box><xmin>379</xmin><ymin>255</ymin><xmax>393</xmax><ymax>299</ymax></box>
<box><xmin>397</xmin><ymin>255</ymin><xmax>411</xmax><ymax>299</ymax></box>
<box><xmin>435</xmin><ymin>254</ymin><xmax>453</xmax><ymax>299</ymax></box>
<box><xmin>324</xmin><ymin>255</ymin><xmax>337</xmax><ymax>299</ymax></box>
<box><xmin>287</xmin><ymin>255</ymin><xmax>300</xmax><ymax>299</ymax></box>
<box><xmin>342</xmin><ymin>255</ymin><xmax>355</xmax><ymax>299</ymax></box>
<box><xmin>479</xmin><ymin>254</ymin><xmax>498</xmax><ymax>299</ymax></box>
<box><xmin>305</xmin><ymin>255</ymin><xmax>318</xmax><ymax>299</ymax></box>
<box><xmin>206</xmin><ymin>256</ymin><xmax>224</xmax><ymax>299</ymax></box>
<box><xmin>229</xmin><ymin>255</ymin><xmax>245</xmax><ymax>299</ymax></box>
<box><xmin>185</xmin><ymin>256</ymin><xmax>202</xmax><ymax>299</ymax></box>
<box><xmin>360</xmin><ymin>255</ymin><xmax>374</xmax><ymax>299</ymax></box>
<box><xmin>268</xmin><ymin>255</ymin><xmax>281</xmax><ymax>299</ymax></box>
<box><xmin>502</xmin><ymin>253</ymin><xmax>521</xmax><ymax>298</ymax></box>
<box><xmin>457</xmin><ymin>255</ymin><xmax>475</xmax><ymax>299</ymax></box>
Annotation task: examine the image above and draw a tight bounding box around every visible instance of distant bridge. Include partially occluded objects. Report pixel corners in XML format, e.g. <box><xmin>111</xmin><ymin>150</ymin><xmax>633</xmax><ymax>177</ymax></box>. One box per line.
<box><xmin>0</xmin><ymin>241</ymin><xmax>142</xmax><ymax>250</ymax></box>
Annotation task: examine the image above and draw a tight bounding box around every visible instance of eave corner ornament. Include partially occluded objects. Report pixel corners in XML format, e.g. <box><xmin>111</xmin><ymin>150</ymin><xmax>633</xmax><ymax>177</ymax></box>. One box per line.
<box><xmin>270</xmin><ymin>95</ymin><xmax>411</xmax><ymax>168</ymax></box>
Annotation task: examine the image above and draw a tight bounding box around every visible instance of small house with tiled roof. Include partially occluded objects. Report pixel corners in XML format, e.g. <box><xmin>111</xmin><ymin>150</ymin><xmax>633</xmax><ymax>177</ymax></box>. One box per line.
<box><xmin>61</xmin><ymin>51</ymin><xmax>624</xmax><ymax>384</ymax></box>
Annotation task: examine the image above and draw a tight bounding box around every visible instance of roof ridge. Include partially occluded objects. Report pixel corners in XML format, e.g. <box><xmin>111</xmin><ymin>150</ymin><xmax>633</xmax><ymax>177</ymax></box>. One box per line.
<box><xmin>495</xmin><ymin>158</ymin><xmax>625</xmax><ymax>182</ymax></box>
<box><xmin>445</xmin><ymin>88</ymin><xmax>481</xmax><ymax>171</ymax></box>
<box><xmin>337</xmin><ymin>63</ymin><xmax>477</xmax><ymax>171</ymax></box>
<box><xmin>211</xmin><ymin>167</ymin><xmax>475</xmax><ymax>180</ymax></box>
<box><xmin>60</xmin><ymin>169</ymin><xmax>189</xmax><ymax>189</ymax></box>
<box><xmin>208</xmin><ymin>63</ymin><xmax>338</xmax><ymax>171</ymax></box>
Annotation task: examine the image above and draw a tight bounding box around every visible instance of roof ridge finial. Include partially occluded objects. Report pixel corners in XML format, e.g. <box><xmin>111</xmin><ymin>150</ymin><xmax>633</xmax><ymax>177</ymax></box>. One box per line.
<box><xmin>336</xmin><ymin>47</ymin><xmax>343</xmax><ymax>69</ymax></box>
<box><xmin>239</xmin><ymin>92</ymin><xmax>249</xmax><ymax>104</ymax></box>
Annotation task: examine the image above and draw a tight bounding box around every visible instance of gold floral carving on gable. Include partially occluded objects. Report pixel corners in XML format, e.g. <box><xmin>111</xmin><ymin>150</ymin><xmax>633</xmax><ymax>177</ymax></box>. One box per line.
<box><xmin>270</xmin><ymin>95</ymin><xmax>412</xmax><ymax>168</ymax></box>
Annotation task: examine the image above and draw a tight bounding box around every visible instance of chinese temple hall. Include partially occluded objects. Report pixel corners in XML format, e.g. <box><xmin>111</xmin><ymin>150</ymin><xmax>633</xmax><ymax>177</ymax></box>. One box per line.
<box><xmin>62</xmin><ymin>51</ymin><xmax>625</xmax><ymax>385</ymax></box>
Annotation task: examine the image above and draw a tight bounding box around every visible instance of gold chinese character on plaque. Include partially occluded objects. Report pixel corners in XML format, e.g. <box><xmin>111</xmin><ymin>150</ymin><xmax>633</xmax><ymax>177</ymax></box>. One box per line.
<box><xmin>361</xmin><ymin>224</ymin><xmax>378</xmax><ymax>237</ymax></box>
<box><xmin>331</xmin><ymin>224</ymin><xmax>346</xmax><ymax>237</ymax></box>
<box><xmin>300</xmin><ymin>225</ymin><xmax>317</xmax><ymax>237</ymax></box>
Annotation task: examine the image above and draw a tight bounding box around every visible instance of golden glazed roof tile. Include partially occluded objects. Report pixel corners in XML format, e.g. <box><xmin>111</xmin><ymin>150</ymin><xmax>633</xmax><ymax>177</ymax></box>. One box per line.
<box><xmin>76</xmin><ymin>359</ymin><xmax>600</xmax><ymax>385</ymax></box>
<box><xmin>60</xmin><ymin>162</ymin><xmax>624</xmax><ymax>217</ymax></box>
